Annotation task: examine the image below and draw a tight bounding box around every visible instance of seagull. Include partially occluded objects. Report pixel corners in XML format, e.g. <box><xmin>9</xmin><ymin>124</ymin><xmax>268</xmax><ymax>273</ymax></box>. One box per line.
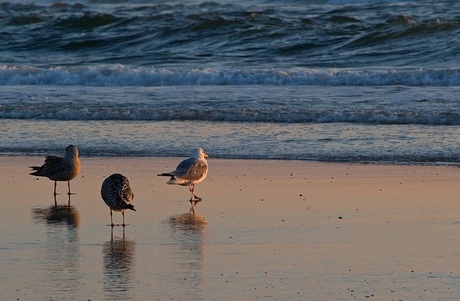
<box><xmin>30</xmin><ymin>145</ymin><xmax>81</xmax><ymax>196</ymax></box>
<box><xmin>158</xmin><ymin>147</ymin><xmax>209</xmax><ymax>213</ymax></box>
<box><xmin>101</xmin><ymin>173</ymin><xmax>136</xmax><ymax>227</ymax></box>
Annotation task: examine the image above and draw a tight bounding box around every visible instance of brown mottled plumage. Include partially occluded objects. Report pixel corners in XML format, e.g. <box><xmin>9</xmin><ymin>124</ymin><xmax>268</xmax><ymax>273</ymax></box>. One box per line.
<box><xmin>101</xmin><ymin>173</ymin><xmax>136</xmax><ymax>227</ymax></box>
<box><xmin>30</xmin><ymin>145</ymin><xmax>81</xmax><ymax>195</ymax></box>
<box><xmin>158</xmin><ymin>147</ymin><xmax>209</xmax><ymax>213</ymax></box>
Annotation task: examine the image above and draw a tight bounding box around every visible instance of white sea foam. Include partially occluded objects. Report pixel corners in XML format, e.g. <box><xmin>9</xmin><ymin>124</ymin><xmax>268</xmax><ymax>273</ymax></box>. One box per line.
<box><xmin>1</xmin><ymin>65</ymin><xmax>459</xmax><ymax>87</ymax></box>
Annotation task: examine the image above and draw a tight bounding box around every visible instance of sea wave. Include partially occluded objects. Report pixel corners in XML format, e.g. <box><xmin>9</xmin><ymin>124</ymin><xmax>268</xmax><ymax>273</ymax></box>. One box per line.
<box><xmin>1</xmin><ymin>65</ymin><xmax>459</xmax><ymax>86</ymax></box>
<box><xmin>1</xmin><ymin>102</ymin><xmax>459</xmax><ymax>125</ymax></box>
<box><xmin>1</xmin><ymin>1</ymin><xmax>459</xmax><ymax>68</ymax></box>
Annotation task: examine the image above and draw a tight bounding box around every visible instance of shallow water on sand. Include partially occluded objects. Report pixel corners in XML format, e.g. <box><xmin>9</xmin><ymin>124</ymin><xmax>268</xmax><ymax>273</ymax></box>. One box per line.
<box><xmin>1</xmin><ymin>157</ymin><xmax>459</xmax><ymax>300</ymax></box>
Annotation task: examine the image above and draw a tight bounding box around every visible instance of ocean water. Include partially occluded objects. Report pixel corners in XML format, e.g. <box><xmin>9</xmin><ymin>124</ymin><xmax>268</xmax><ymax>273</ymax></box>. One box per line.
<box><xmin>1</xmin><ymin>0</ymin><xmax>459</xmax><ymax>164</ymax></box>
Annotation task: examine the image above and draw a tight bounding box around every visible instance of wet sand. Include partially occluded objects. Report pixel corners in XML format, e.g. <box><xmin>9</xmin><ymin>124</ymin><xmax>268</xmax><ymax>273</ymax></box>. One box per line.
<box><xmin>0</xmin><ymin>156</ymin><xmax>459</xmax><ymax>301</ymax></box>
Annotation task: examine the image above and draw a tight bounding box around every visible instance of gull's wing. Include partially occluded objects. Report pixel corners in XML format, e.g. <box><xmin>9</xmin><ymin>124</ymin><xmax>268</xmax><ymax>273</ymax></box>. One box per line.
<box><xmin>173</xmin><ymin>158</ymin><xmax>207</xmax><ymax>181</ymax></box>
<box><xmin>30</xmin><ymin>155</ymin><xmax>65</xmax><ymax>176</ymax></box>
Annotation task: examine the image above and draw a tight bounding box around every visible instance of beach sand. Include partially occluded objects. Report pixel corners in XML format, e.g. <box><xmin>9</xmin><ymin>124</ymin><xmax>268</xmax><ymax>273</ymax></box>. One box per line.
<box><xmin>0</xmin><ymin>156</ymin><xmax>459</xmax><ymax>300</ymax></box>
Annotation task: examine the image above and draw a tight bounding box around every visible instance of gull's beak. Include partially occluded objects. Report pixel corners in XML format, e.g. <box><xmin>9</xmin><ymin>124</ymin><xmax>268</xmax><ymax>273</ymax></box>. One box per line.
<box><xmin>204</xmin><ymin>152</ymin><xmax>209</xmax><ymax>158</ymax></box>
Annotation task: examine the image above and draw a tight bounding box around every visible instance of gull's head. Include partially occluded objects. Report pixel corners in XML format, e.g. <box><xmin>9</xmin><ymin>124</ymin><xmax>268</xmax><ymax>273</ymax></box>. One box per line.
<box><xmin>65</xmin><ymin>145</ymin><xmax>79</xmax><ymax>158</ymax></box>
<box><xmin>191</xmin><ymin>147</ymin><xmax>209</xmax><ymax>159</ymax></box>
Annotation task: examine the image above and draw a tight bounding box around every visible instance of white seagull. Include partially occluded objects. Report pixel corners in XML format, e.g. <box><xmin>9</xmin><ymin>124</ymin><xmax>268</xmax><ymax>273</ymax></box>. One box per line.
<box><xmin>101</xmin><ymin>173</ymin><xmax>136</xmax><ymax>227</ymax></box>
<box><xmin>158</xmin><ymin>147</ymin><xmax>209</xmax><ymax>213</ymax></box>
<box><xmin>30</xmin><ymin>145</ymin><xmax>81</xmax><ymax>196</ymax></box>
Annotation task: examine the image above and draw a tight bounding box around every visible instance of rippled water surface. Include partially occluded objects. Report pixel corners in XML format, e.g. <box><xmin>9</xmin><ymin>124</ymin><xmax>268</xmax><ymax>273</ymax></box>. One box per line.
<box><xmin>1</xmin><ymin>0</ymin><xmax>459</xmax><ymax>164</ymax></box>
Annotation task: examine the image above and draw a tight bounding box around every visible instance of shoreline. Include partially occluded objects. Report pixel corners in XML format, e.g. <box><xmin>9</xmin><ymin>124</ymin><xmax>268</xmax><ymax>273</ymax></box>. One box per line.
<box><xmin>2</xmin><ymin>153</ymin><xmax>459</xmax><ymax>167</ymax></box>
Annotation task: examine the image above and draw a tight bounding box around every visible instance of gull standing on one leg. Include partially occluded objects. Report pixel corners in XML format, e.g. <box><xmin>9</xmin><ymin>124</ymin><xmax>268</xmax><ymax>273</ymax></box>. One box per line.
<box><xmin>158</xmin><ymin>147</ymin><xmax>209</xmax><ymax>213</ymax></box>
<box><xmin>30</xmin><ymin>145</ymin><xmax>81</xmax><ymax>196</ymax></box>
<box><xmin>101</xmin><ymin>173</ymin><xmax>136</xmax><ymax>227</ymax></box>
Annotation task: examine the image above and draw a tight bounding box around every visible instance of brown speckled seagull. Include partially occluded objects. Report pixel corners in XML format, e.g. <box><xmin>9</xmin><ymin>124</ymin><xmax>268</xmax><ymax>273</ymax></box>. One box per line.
<box><xmin>101</xmin><ymin>173</ymin><xmax>136</xmax><ymax>227</ymax></box>
<box><xmin>30</xmin><ymin>145</ymin><xmax>81</xmax><ymax>196</ymax></box>
<box><xmin>158</xmin><ymin>147</ymin><xmax>209</xmax><ymax>213</ymax></box>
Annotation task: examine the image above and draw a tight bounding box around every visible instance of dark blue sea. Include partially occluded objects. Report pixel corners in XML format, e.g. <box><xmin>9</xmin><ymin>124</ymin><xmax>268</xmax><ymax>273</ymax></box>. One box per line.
<box><xmin>1</xmin><ymin>0</ymin><xmax>459</xmax><ymax>164</ymax></box>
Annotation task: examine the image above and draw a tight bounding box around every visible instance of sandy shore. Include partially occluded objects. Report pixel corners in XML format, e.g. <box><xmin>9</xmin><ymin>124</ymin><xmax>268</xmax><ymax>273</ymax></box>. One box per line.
<box><xmin>0</xmin><ymin>156</ymin><xmax>459</xmax><ymax>300</ymax></box>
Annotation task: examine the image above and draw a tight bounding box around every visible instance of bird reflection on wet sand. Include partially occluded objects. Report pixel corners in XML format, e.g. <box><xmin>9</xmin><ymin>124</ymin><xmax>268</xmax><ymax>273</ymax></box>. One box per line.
<box><xmin>32</xmin><ymin>195</ymin><xmax>80</xmax><ymax>227</ymax></box>
<box><xmin>167</xmin><ymin>213</ymin><xmax>208</xmax><ymax>300</ymax></box>
<box><xmin>103</xmin><ymin>237</ymin><xmax>135</xmax><ymax>301</ymax></box>
<box><xmin>30</xmin><ymin>195</ymin><xmax>81</xmax><ymax>300</ymax></box>
<box><xmin>52</xmin><ymin>193</ymin><xmax>72</xmax><ymax>206</ymax></box>
<box><xmin>110</xmin><ymin>225</ymin><xmax>127</xmax><ymax>241</ymax></box>
<box><xmin>169</xmin><ymin>213</ymin><xmax>208</xmax><ymax>232</ymax></box>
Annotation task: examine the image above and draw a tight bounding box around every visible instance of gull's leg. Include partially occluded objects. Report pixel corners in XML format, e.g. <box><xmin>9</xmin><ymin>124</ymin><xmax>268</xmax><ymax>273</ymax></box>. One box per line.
<box><xmin>67</xmin><ymin>180</ymin><xmax>77</xmax><ymax>195</ymax></box>
<box><xmin>188</xmin><ymin>185</ymin><xmax>201</xmax><ymax>214</ymax></box>
<box><xmin>122</xmin><ymin>211</ymin><xmax>126</xmax><ymax>227</ymax></box>
<box><xmin>188</xmin><ymin>186</ymin><xmax>195</xmax><ymax>201</ymax></box>
<box><xmin>189</xmin><ymin>190</ymin><xmax>195</xmax><ymax>213</ymax></box>
<box><xmin>110</xmin><ymin>209</ymin><xmax>114</xmax><ymax>227</ymax></box>
<box><xmin>53</xmin><ymin>181</ymin><xmax>58</xmax><ymax>196</ymax></box>
<box><xmin>191</xmin><ymin>185</ymin><xmax>202</xmax><ymax>202</ymax></box>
